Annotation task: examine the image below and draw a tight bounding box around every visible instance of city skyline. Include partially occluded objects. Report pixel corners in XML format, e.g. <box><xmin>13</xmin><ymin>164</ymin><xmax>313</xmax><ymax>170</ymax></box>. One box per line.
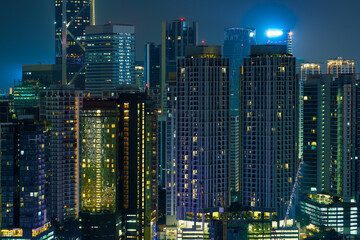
<box><xmin>1</xmin><ymin>0</ymin><xmax>360</xmax><ymax>88</ymax></box>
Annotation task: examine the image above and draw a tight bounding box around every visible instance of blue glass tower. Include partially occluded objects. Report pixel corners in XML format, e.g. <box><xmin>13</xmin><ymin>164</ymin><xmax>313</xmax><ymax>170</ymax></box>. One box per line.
<box><xmin>223</xmin><ymin>28</ymin><xmax>256</xmax><ymax>201</ymax></box>
<box><xmin>223</xmin><ymin>28</ymin><xmax>256</xmax><ymax>116</ymax></box>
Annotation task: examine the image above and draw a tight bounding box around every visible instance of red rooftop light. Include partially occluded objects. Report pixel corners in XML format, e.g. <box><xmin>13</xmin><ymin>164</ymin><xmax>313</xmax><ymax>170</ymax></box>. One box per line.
<box><xmin>180</xmin><ymin>18</ymin><xmax>184</xmax><ymax>21</ymax></box>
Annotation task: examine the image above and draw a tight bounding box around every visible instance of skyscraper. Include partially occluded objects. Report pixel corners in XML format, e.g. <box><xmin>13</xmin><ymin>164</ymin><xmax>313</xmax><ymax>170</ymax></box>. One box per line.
<box><xmin>0</xmin><ymin>117</ymin><xmax>54</xmax><ymax>240</ymax></box>
<box><xmin>299</xmin><ymin>63</ymin><xmax>321</xmax><ymax>166</ymax></box>
<box><xmin>265</xmin><ymin>29</ymin><xmax>293</xmax><ymax>54</ymax></box>
<box><xmin>144</xmin><ymin>43</ymin><xmax>161</xmax><ymax>95</ymax></box>
<box><xmin>174</xmin><ymin>45</ymin><xmax>230</xmax><ymax>221</ymax></box>
<box><xmin>40</xmin><ymin>86</ymin><xmax>84</xmax><ymax>224</ymax></box>
<box><xmin>223</xmin><ymin>28</ymin><xmax>256</xmax><ymax>115</ymax></box>
<box><xmin>302</xmin><ymin>74</ymin><xmax>358</xmax><ymax>202</ymax></box>
<box><xmin>85</xmin><ymin>24</ymin><xmax>135</xmax><ymax>97</ymax></box>
<box><xmin>55</xmin><ymin>0</ymin><xmax>95</xmax><ymax>64</ymax></box>
<box><xmin>161</xmin><ymin>19</ymin><xmax>198</xmax><ymax>196</ymax></box>
<box><xmin>327</xmin><ymin>57</ymin><xmax>355</xmax><ymax>76</ymax></box>
<box><xmin>240</xmin><ymin>45</ymin><xmax>298</xmax><ymax>219</ymax></box>
<box><xmin>80</xmin><ymin>99</ymin><xmax>119</xmax><ymax>240</ymax></box>
<box><xmin>80</xmin><ymin>93</ymin><xmax>158</xmax><ymax>240</ymax></box>
<box><xmin>161</xmin><ymin>19</ymin><xmax>198</xmax><ymax>110</ymax></box>
<box><xmin>223</xmin><ymin>28</ymin><xmax>256</xmax><ymax>201</ymax></box>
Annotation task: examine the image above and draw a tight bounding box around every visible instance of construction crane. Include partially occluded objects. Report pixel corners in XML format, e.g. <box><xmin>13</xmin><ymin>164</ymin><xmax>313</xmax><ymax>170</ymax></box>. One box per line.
<box><xmin>278</xmin><ymin>158</ymin><xmax>304</xmax><ymax>239</ymax></box>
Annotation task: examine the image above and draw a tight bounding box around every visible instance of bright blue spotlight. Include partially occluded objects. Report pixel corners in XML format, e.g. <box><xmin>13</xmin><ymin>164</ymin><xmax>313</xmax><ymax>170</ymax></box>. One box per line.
<box><xmin>266</xmin><ymin>29</ymin><xmax>283</xmax><ymax>38</ymax></box>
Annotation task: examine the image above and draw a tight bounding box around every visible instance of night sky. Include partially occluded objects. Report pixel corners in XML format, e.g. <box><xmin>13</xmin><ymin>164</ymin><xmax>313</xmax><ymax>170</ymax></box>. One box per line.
<box><xmin>1</xmin><ymin>0</ymin><xmax>359</xmax><ymax>89</ymax></box>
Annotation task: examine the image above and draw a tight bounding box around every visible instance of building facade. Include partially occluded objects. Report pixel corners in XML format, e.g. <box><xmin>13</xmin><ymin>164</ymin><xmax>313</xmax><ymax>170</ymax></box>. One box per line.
<box><xmin>301</xmin><ymin>74</ymin><xmax>358</xmax><ymax>202</ymax></box>
<box><xmin>300</xmin><ymin>194</ymin><xmax>359</xmax><ymax>236</ymax></box>
<box><xmin>0</xmin><ymin>118</ymin><xmax>54</xmax><ymax>240</ymax></box>
<box><xmin>145</xmin><ymin>43</ymin><xmax>161</xmax><ymax>95</ymax></box>
<box><xmin>80</xmin><ymin>93</ymin><xmax>158</xmax><ymax>240</ymax></box>
<box><xmin>174</xmin><ymin>45</ymin><xmax>230</xmax><ymax>221</ymax></box>
<box><xmin>240</xmin><ymin>45</ymin><xmax>298</xmax><ymax>220</ymax></box>
<box><xmin>85</xmin><ymin>24</ymin><xmax>135</xmax><ymax>97</ymax></box>
<box><xmin>40</xmin><ymin>86</ymin><xmax>84</xmax><ymax>224</ymax></box>
<box><xmin>55</xmin><ymin>0</ymin><xmax>94</xmax><ymax>64</ymax></box>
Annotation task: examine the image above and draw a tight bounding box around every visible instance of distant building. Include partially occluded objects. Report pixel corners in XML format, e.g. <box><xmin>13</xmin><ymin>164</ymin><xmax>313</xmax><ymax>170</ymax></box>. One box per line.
<box><xmin>240</xmin><ymin>45</ymin><xmax>298</xmax><ymax>220</ymax></box>
<box><xmin>144</xmin><ymin>43</ymin><xmax>161</xmax><ymax>94</ymax></box>
<box><xmin>265</xmin><ymin>29</ymin><xmax>293</xmax><ymax>54</ymax></box>
<box><xmin>223</xmin><ymin>28</ymin><xmax>256</xmax><ymax>201</ymax></box>
<box><xmin>0</xmin><ymin>117</ymin><xmax>54</xmax><ymax>240</ymax></box>
<box><xmin>85</xmin><ymin>24</ymin><xmax>135</xmax><ymax>97</ymax></box>
<box><xmin>174</xmin><ymin>45</ymin><xmax>230</xmax><ymax>221</ymax></box>
<box><xmin>135</xmin><ymin>62</ymin><xmax>145</xmax><ymax>92</ymax></box>
<box><xmin>300</xmin><ymin>63</ymin><xmax>321</xmax><ymax>81</ymax></box>
<box><xmin>161</xmin><ymin>19</ymin><xmax>198</xmax><ymax>107</ymax></box>
<box><xmin>161</xmin><ymin>19</ymin><xmax>198</xmax><ymax>193</ymax></box>
<box><xmin>327</xmin><ymin>57</ymin><xmax>355</xmax><ymax>76</ymax></box>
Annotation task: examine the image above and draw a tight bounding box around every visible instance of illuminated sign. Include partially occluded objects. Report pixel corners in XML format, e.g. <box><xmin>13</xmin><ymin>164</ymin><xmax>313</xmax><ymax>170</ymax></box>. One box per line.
<box><xmin>249</xmin><ymin>32</ymin><xmax>255</xmax><ymax>38</ymax></box>
<box><xmin>266</xmin><ymin>29</ymin><xmax>283</xmax><ymax>38</ymax></box>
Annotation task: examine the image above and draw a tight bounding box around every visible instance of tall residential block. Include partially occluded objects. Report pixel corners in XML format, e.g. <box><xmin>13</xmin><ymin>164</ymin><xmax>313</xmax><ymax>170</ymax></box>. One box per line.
<box><xmin>85</xmin><ymin>24</ymin><xmax>135</xmax><ymax>97</ymax></box>
<box><xmin>40</xmin><ymin>86</ymin><xmax>84</xmax><ymax>224</ymax></box>
<box><xmin>144</xmin><ymin>43</ymin><xmax>161</xmax><ymax>95</ymax></box>
<box><xmin>0</xmin><ymin>118</ymin><xmax>54</xmax><ymax>239</ymax></box>
<box><xmin>174</xmin><ymin>45</ymin><xmax>230</xmax><ymax>221</ymax></box>
<box><xmin>161</xmin><ymin>19</ymin><xmax>198</xmax><ymax>192</ymax></box>
<box><xmin>240</xmin><ymin>45</ymin><xmax>298</xmax><ymax>219</ymax></box>
<box><xmin>301</xmin><ymin>74</ymin><xmax>358</xmax><ymax>202</ymax></box>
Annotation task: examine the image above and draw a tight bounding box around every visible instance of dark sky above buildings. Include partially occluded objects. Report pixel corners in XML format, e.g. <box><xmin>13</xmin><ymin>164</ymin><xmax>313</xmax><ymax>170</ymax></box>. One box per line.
<box><xmin>0</xmin><ymin>0</ymin><xmax>359</xmax><ymax>88</ymax></box>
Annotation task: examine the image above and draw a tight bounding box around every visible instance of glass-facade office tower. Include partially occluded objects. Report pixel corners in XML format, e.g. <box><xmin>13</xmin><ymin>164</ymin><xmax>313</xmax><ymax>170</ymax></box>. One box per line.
<box><xmin>0</xmin><ymin>118</ymin><xmax>54</xmax><ymax>239</ymax></box>
<box><xmin>161</xmin><ymin>19</ymin><xmax>198</xmax><ymax>193</ymax></box>
<box><xmin>223</xmin><ymin>28</ymin><xmax>256</xmax><ymax>201</ymax></box>
<box><xmin>327</xmin><ymin>57</ymin><xmax>355</xmax><ymax>76</ymax></box>
<box><xmin>80</xmin><ymin>99</ymin><xmax>119</xmax><ymax>240</ymax></box>
<box><xmin>302</xmin><ymin>74</ymin><xmax>358</xmax><ymax>202</ymax></box>
<box><xmin>80</xmin><ymin>93</ymin><xmax>158</xmax><ymax>240</ymax></box>
<box><xmin>240</xmin><ymin>45</ymin><xmax>298</xmax><ymax>220</ymax></box>
<box><xmin>144</xmin><ymin>43</ymin><xmax>161</xmax><ymax>95</ymax></box>
<box><xmin>40</xmin><ymin>86</ymin><xmax>84</xmax><ymax>224</ymax></box>
<box><xmin>223</xmin><ymin>28</ymin><xmax>256</xmax><ymax>115</ymax></box>
<box><xmin>85</xmin><ymin>24</ymin><xmax>135</xmax><ymax>97</ymax></box>
<box><xmin>161</xmin><ymin>19</ymin><xmax>198</xmax><ymax>110</ymax></box>
<box><xmin>55</xmin><ymin>0</ymin><xmax>94</xmax><ymax>64</ymax></box>
<box><xmin>265</xmin><ymin>29</ymin><xmax>293</xmax><ymax>54</ymax></box>
<box><xmin>174</xmin><ymin>45</ymin><xmax>230</xmax><ymax>220</ymax></box>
